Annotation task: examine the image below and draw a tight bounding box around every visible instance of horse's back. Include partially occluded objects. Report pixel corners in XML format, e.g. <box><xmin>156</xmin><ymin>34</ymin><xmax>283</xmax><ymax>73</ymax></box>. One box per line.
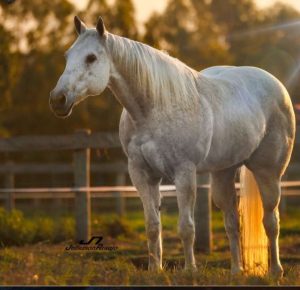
<box><xmin>202</xmin><ymin>65</ymin><xmax>281</xmax><ymax>86</ymax></box>
<box><xmin>201</xmin><ymin>65</ymin><xmax>293</xmax><ymax>119</ymax></box>
<box><xmin>202</xmin><ymin>65</ymin><xmax>283</xmax><ymax>90</ymax></box>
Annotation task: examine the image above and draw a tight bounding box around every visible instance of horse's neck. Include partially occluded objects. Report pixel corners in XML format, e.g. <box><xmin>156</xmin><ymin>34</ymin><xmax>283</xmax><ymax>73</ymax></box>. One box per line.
<box><xmin>108</xmin><ymin>61</ymin><xmax>149</xmax><ymax>122</ymax></box>
<box><xmin>106</xmin><ymin>33</ymin><xmax>210</xmax><ymax>123</ymax></box>
<box><xmin>107</xmin><ymin>35</ymin><xmax>151</xmax><ymax>122</ymax></box>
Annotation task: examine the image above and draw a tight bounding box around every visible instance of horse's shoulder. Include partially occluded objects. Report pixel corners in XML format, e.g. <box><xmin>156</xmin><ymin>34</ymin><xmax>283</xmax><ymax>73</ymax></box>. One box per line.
<box><xmin>119</xmin><ymin>109</ymin><xmax>135</xmax><ymax>155</ymax></box>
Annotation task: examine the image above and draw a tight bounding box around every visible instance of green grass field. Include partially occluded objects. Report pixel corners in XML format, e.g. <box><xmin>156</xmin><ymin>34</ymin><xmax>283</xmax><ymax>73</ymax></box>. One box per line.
<box><xmin>0</xmin><ymin>206</ymin><xmax>299</xmax><ymax>286</ymax></box>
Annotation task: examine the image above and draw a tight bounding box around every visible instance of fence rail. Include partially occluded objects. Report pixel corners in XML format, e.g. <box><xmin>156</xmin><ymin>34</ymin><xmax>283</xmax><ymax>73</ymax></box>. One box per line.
<box><xmin>0</xmin><ymin>184</ymin><xmax>299</xmax><ymax>200</ymax></box>
<box><xmin>0</xmin><ymin>162</ymin><xmax>128</xmax><ymax>174</ymax></box>
<box><xmin>1</xmin><ymin>181</ymin><xmax>300</xmax><ymax>194</ymax></box>
<box><xmin>0</xmin><ymin>131</ymin><xmax>120</xmax><ymax>152</ymax></box>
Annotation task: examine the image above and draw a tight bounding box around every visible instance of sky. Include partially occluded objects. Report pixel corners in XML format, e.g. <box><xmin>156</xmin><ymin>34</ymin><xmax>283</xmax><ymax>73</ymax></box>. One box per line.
<box><xmin>72</xmin><ymin>0</ymin><xmax>300</xmax><ymax>26</ymax></box>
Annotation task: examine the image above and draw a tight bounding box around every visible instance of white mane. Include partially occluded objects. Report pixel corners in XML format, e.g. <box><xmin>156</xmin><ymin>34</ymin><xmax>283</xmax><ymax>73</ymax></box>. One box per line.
<box><xmin>107</xmin><ymin>34</ymin><xmax>201</xmax><ymax>112</ymax></box>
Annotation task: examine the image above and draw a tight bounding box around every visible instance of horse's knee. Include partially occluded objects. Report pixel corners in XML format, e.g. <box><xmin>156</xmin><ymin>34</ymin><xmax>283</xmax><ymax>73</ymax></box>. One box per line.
<box><xmin>178</xmin><ymin>219</ymin><xmax>195</xmax><ymax>241</ymax></box>
<box><xmin>147</xmin><ymin>222</ymin><xmax>160</xmax><ymax>241</ymax></box>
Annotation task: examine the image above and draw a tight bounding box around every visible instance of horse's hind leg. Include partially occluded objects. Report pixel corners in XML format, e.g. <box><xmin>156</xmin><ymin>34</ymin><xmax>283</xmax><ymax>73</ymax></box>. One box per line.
<box><xmin>211</xmin><ymin>166</ymin><xmax>243</xmax><ymax>275</ymax></box>
<box><xmin>175</xmin><ymin>163</ymin><xmax>197</xmax><ymax>270</ymax></box>
<box><xmin>249</xmin><ymin>169</ymin><xmax>283</xmax><ymax>277</ymax></box>
<box><xmin>128</xmin><ymin>160</ymin><xmax>162</xmax><ymax>271</ymax></box>
<box><xmin>246</xmin><ymin>121</ymin><xmax>294</xmax><ymax>278</ymax></box>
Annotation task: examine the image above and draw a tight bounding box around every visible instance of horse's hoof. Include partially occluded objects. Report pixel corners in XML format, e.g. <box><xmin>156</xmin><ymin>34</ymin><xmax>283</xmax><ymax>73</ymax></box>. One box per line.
<box><xmin>148</xmin><ymin>263</ymin><xmax>163</xmax><ymax>272</ymax></box>
<box><xmin>270</xmin><ymin>265</ymin><xmax>284</xmax><ymax>280</ymax></box>
<box><xmin>231</xmin><ymin>266</ymin><xmax>244</xmax><ymax>276</ymax></box>
<box><xmin>184</xmin><ymin>264</ymin><xmax>198</xmax><ymax>272</ymax></box>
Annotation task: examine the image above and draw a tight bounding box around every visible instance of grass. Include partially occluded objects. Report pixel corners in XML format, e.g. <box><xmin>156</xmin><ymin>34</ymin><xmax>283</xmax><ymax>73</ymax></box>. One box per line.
<box><xmin>0</xmin><ymin>206</ymin><xmax>299</xmax><ymax>286</ymax></box>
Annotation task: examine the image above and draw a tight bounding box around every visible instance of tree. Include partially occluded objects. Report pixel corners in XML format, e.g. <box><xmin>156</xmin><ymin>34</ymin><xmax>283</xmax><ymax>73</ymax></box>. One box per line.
<box><xmin>0</xmin><ymin>24</ymin><xmax>19</xmax><ymax>136</ymax></box>
<box><xmin>81</xmin><ymin>0</ymin><xmax>138</xmax><ymax>38</ymax></box>
<box><xmin>210</xmin><ymin>0</ymin><xmax>259</xmax><ymax>33</ymax></box>
<box><xmin>111</xmin><ymin>0</ymin><xmax>138</xmax><ymax>39</ymax></box>
<box><xmin>144</xmin><ymin>0</ymin><xmax>232</xmax><ymax>71</ymax></box>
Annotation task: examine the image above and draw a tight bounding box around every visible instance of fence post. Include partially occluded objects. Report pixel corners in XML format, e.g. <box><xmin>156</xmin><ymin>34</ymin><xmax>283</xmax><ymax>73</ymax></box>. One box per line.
<box><xmin>115</xmin><ymin>173</ymin><xmax>126</xmax><ymax>217</ymax></box>
<box><xmin>4</xmin><ymin>161</ymin><xmax>15</xmax><ymax>212</ymax></box>
<box><xmin>194</xmin><ymin>173</ymin><xmax>212</xmax><ymax>253</ymax></box>
<box><xmin>74</xmin><ymin>129</ymin><xmax>91</xmax><ymax>242</ymax></box>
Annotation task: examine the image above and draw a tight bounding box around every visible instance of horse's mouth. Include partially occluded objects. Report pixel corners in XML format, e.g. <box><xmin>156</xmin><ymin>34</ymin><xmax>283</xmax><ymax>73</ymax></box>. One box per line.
<box><xmin>54</xmin><ymin>103</ymin><xmax>74</xmax><ymax>119</ymax></box>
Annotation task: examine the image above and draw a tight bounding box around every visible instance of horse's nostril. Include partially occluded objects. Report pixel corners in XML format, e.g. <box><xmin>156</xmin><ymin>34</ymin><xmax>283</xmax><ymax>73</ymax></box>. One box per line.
<box><xmin>50</xmin><ymin>93</ymin><xmax>67</xmax><ymax>109</ymax></box>
<box><xmin>58</xmin><ymin>94</ymin><xmax>67</xmax><ymax>106</ymax></box>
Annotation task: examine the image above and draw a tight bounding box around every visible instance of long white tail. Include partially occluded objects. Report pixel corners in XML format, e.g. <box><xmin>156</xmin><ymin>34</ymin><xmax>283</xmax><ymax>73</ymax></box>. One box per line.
<box><xmin>239</xmin><ymin>166</ymin><xmax>268</xmax><ymax>276</ymax></box>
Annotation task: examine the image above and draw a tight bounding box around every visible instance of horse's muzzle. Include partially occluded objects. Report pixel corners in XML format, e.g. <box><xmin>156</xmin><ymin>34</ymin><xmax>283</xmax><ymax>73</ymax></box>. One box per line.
<box><xmin>49</xmin><ymin>90</ymin><xmax>73</xmax><ymax>118</ymax></box>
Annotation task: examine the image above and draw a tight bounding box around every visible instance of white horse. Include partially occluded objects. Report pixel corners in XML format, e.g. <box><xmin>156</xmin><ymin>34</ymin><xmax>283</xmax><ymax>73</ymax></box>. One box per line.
<box><xmin>50</xmin><ymin>17</ymin><xmax>295</xmax><ymax>277</ymax></box>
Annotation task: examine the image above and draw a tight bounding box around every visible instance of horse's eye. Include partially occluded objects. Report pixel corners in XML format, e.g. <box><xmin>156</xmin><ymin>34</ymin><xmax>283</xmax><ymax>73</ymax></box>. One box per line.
<box><xmin>86</xmin><ymin>54</ymin><xmax>97</xmax><ymax>64</ymax></box>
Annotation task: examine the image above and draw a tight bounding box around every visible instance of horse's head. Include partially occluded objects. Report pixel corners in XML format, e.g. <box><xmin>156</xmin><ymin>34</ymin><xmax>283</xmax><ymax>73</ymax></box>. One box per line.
<box><xmin>50</xmin><ymin>16</ymin><xmax>110</xmax><ymax>118</ymax></box>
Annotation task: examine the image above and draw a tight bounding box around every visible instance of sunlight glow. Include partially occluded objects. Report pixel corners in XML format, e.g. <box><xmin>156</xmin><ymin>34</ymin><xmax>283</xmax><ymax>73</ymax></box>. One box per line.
<box><xmin>240</xmin><ymin>168</ymin><xmax>269</xmax><ymax>276</ymax></box>
<box><xmin>286</xmin><ymin>59</ymin><xmax>300</xmax><ymax>88</ymax></box>
<box><xmin>257</xmin><ymin>0</ymin><xmax>300</xmax><ymax>10</ymax></box>
<box><xmin>227</xmin><ymin>19</ymin><xmax>300</xmax><ymax>89</ymax></box>
<box><xmin>229</xmin><ymin>19</ymin><xmax>300</xmax><ymax>39</ymax></box>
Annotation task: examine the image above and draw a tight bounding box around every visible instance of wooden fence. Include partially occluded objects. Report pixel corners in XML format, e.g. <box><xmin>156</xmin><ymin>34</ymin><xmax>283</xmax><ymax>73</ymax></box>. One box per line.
<box><xmin>0</xmin><ymin>127</ymin><xmax>299</xmax><ymax>253</ymax></box>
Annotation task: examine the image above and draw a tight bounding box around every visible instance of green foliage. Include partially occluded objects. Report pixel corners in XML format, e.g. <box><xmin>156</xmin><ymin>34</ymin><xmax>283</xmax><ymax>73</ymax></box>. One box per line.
<box><xmin>0</xmin><ymin>208</ymin><xmax>36</xmax><ymax>246</ymax></box>
<box><xmin>0</xmin><ymin>208</ymin><xmax>138</xmax><ymax>247</ymax></box>
<box><xmin>0</xmin><ymin>208</ymin><xmax>75</xmax><ymax>246</ymax></box>
<box><xmin>102</xmin><ymin>216</ymin><xmax>135</xmax><ymax>238</ymax></box>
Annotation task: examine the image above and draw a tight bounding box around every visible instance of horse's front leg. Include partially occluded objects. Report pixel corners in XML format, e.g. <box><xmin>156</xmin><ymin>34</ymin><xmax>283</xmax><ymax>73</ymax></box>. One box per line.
<box><xmin>128</xmin><ymin>159</ymin><xmax>162</xmax><ymax>271</ymax></box>
<box><xmin>175</xmin><ymin>163</ymin><xmax>197</xmax><ymax>271</ymax></box>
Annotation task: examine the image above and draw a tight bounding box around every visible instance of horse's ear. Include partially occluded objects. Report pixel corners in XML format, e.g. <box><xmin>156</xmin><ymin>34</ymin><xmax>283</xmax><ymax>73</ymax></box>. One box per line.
<box><xmin>74</xmin><ymin>16</ymin><xmax>87</xmax><ymax>35</ymax></box>
<box><xmin>96</xmin><ymin>16</ymin><xmax>106</xmax><ymax>37</ymax></box>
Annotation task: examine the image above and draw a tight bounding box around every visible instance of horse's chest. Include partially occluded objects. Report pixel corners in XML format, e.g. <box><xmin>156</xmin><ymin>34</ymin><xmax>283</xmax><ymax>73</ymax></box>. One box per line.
<box><xmin>128</xmin><ymin>134</ymin><xmax>181</xmax><ymax>179</ymax></box>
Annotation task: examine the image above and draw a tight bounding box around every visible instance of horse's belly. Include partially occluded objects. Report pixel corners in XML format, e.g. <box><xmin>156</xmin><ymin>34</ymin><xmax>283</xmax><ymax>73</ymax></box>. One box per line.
<box><xmin>202</xmin><ymin>128</ymin><xmax>264</xmax><ymax>171</ymax></box>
